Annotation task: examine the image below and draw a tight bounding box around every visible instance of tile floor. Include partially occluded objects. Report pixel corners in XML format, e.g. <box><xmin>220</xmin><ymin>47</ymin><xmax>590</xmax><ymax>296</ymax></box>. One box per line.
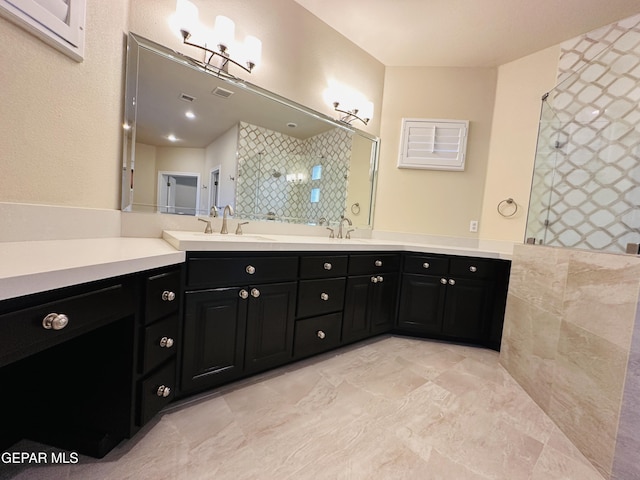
<box><xmin>2</xmin><ymin>336</ymin><xmax>604</xmax><ymax>479</ymax></box>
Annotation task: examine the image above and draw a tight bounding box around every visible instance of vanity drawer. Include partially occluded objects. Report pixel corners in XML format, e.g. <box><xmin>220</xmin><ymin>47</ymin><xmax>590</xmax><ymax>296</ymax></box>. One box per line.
<box><xmin>403</xmin><ymin>255</ymin><xmax>449</xmax><ymax>276</ymax></box>
<box><xmin>0</xmin><ymin>283</ymin><xmax>134</xmax><ymax>368</ymax></box>
<box><xmin>145</xmin><ymin>269</ymin><xmax>181</xmax><ymax>324</ymax></box>
<box><xmin>449</xmin><ymin>257</ymin><xmax>497</xmax><ymax>279</ymax></box>
<box><xmin>299</xmin><ymin>255</ymin><xmax>348</xmax><ymax>279</ymax></box>
<box><xmin>140</xmin><ymin>314</ymin><xmax>179</xmax><ymax>374</ymax></box>
<box><xmin>137</xmin><ymin>360</ymin><xmax>176</xmax><ymax>426</ymax></box>
<box><xmin>348</xmin><ymin>254</ymin><xmax>400</xmax><ymax>275</ymax></box>
<box><xmin>294</xmin><ymin>313</ymin><xmax>342</xmax><ymax>358</ymax></box>
<box><xmin>297</xmin><ymin>278</ymin><xmax>346</xmax><ymax>318</ymax></box>
<box><xmin>187</xmin><ymin>256</ymin><xmax>299</xmax><ymax>288</ymax></box>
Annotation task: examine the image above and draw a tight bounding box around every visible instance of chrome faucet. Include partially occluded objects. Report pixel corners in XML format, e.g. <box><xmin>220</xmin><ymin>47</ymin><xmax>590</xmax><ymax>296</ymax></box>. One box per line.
<box><xmin>221</xmin><ymin>205</ymin><xmax>234</xmax><ymax>234</ymax></box>
<box><xmin>337</xmin><ymin>215</ymin><xmax>352</xmax><ymax>239</ymax></box>
<box><xmin>210</xmin><ymin>206</ymin><xmax>218</xmax><ymax>217</ymax></box>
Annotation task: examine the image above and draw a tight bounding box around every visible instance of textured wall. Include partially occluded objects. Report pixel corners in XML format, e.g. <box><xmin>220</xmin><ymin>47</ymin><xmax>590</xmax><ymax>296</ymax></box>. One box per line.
<box><xmin>500</xmin><ymin>244</ymin><xmax>640</xmax><ymax>479</ymax></box>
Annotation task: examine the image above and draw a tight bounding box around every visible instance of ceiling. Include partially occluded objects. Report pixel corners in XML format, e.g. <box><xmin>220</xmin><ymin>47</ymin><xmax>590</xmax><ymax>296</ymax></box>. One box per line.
<box><xmin>293</xmin><ymin>0</ymin><xmax>640</xmax><ymax>67</ymax></box>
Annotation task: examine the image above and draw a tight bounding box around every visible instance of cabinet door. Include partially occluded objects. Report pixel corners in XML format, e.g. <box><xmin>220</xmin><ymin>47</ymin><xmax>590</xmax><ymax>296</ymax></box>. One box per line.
<box><xmin>397</xmin><ymin>274</ymin><xmax>446</xmax><ymax>334</ymax></box>
<box><xmin>442</xmin><ymin>277</ymin><xmax>493</xmax><ymax>340</ymax></box>
<box><xmin>182</xmin><ymin>288</ymin><xmax>247</xmax><ymax>393</ymax></box>
<box><xmin>370</xmin><ymin>272</ymin><xmax>398</xmax><ymax>335</ymax></box>
<box><xmin>245</xmin><ymin>282</ymin><xmax>297</xmax><ymax>374</ymax></box>
<box><xmin>342</xmin><ymin>275</ymin><xmax>372</xmax><ymax>344</ymax></box>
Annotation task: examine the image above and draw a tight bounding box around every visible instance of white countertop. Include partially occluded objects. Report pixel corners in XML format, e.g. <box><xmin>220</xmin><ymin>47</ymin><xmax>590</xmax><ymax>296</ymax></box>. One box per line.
<box><xmin>162</xmin><ymin>231</ymin><xmax>512</xmax><ymax>259</ymax></box>
<box><xmin>0</xmin><ymin>238</ymin><xmax>185</xmax><ymax>301</ymax></box>
<box><xmin>0</xmin><ymin>233</ymin><xmax>511</xmax><ymax>301</ymax></box>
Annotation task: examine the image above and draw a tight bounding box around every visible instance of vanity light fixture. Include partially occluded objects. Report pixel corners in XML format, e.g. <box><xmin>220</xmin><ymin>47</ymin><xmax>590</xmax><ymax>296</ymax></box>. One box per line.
<box><xmin>333</xmin><ymin>101</ymin><xmax>373</xmax><ymax>126</ymax></box>
<box><xmin>173</xmin><ymin>0</ymin><xmax>262</xmax><ymax>75</ymax></box>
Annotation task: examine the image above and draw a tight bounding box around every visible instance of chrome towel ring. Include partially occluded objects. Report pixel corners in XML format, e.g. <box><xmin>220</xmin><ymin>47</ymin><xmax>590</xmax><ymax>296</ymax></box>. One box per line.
<box><xmin>497</xmin><ymin>198</ymin><xmax>518</xmax><ymax>217</ymax></box>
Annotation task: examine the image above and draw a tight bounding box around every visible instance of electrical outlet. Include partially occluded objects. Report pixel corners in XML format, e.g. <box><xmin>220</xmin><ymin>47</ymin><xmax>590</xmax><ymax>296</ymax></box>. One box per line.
<box><xmin>469</xmin><ymin>220</ymin><xmax>478</xmax><ymax>232</ymax></box>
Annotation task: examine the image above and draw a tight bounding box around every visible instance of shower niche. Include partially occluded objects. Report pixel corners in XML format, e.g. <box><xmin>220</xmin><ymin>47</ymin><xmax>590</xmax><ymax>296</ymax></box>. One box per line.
<box><xmin>525</xmin><ymin>15</ymin><xmax>640</xmax><ymax>254</ymax></box>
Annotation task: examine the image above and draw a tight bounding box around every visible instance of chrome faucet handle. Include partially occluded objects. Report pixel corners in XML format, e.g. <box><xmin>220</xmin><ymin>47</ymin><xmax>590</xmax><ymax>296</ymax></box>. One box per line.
<box><xmin>345</xmin><ymin>229</ymin><xmax>355</xmax><ymax>239</ymax></box>
<box><xmin>236</xmin><ymin>222</ymin><xmax>249</xmax><ymax>235</ymax></box>
<box><xmin>198</xmin><ymin>217</ymin><xmax>213</xmax><ymax>234</ymax></box>
<box><xmin>326</xmin><ymin>227</ymin><xmax>335</xmax><ymax>239</ymax></box>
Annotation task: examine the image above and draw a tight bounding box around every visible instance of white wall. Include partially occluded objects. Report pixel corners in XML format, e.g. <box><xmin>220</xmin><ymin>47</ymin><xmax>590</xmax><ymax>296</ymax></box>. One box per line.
<box><xmin>205</xmin><ymin>125</ymin><xmax>239</xmax><ymax>209</ymax></box>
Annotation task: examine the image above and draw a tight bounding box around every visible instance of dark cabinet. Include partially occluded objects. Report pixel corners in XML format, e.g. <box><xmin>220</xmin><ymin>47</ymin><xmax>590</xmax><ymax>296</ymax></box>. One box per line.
<box><xmin>397</xmin><ymin>254</ymin><xmax>510</xmax><ymax>350</ymax></box>
<box><xmin>342</xmin><ymin>254</ymin><xmax>400</xmax><ymax>344</ymax></box>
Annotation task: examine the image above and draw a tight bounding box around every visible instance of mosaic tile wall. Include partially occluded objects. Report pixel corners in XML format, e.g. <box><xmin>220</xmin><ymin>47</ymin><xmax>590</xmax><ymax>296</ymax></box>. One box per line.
<box><xmin>526</xmin><ymin>14</ymin><xmax>640</xmax><ymax>253</ymax></box>
<box><xmin>235</xmin><ymin>122</ymin><xmax>352</xmax><ymax>224</ymax></box>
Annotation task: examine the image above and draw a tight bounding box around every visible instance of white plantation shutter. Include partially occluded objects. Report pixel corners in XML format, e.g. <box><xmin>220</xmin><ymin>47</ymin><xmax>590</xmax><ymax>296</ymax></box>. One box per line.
<box><xmin>398</xmin><ymin>118</ymin><xmax>469</xmax><ymax>171</ymax></box>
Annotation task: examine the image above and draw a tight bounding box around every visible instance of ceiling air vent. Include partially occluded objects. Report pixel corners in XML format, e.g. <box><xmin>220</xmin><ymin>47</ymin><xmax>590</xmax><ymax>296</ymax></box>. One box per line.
<box><xmin>212</xmin><ymin>86</ymin><xmax>234</xmax><ymax>98</ymax></box>
<box><xmin>179</xmin><ymin>93</ymin><xmax>196</xmax><ymax>102</ymax></box>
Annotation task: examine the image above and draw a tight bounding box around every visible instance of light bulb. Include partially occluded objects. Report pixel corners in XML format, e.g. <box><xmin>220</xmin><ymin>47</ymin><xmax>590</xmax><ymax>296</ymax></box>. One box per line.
<box><xmin>214</xmin><ymin>15</ymin><xmax>235</xmax><ymax>51</ymax></box>
<box><xmin>173</xmin><ymin>0</ymin><xmax>199</xmax><ymax>35</ymax></box>
<box><xmin>244</xmin><ymin>35</ymin><xmax>262</xmax><ymax>68</ymax></box>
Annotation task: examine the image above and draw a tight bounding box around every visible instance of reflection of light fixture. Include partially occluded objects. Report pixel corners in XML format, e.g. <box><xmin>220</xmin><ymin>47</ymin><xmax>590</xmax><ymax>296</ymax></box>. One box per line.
<box><xmin>172</xmin><ymin>0</ymin><xmax>262</xmax><ymax>75</ymax></box>
<box><xmin>185</xmin><ymin>110</ymin><xmax>195</xmax><ymax>119</ymax></box>
<box><xmin>333</xmin><ymin>101</ymin><xmax>372</xmax><ymax>125</ymax></box>
<box><xmin>167</xmin><ymin>134</ymin><xmax>178</xmax><ymax>142</ymax></box>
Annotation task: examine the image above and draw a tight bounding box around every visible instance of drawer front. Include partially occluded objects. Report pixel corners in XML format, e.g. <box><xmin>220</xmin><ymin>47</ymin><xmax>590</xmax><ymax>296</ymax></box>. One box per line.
<box><xmin>449</xmin><ymin>257</ymin><xmax>497</xmax><ymax>279</ymax></box>
<box><xmin>141</xmin><ymin>314</ymin><xmax>179</xmax><ymax>374</ymax></box>
<box><xmin>299</xmin><ymin>255</ymin><xmax>348</xmax><ymax>279</ymax></box>
<box><xmin>403</xmin><ymin>255</ymin><xmax>449</xmax><ymax>276</ymax></box>
<box><xmin>138</xmin><ymin>360</ymin><xmax>176</xmax><ymax>426</ymax></box>
<box><xmin>0</xmin><ymin>283</ymin><xmax>134</xmax><ymax>368</ymax></box>
<box><xmin>294</xmin><ymin>313</ymin><xmax>342</xmax><ymax>358</ymax></box>
<box><xmin>297</xmin><ymin>278</ymin><xmax>346</xmax><ymax>318</ymax></box>
<box><xmin>187</xmin><ymin>256</ymin><xmax>298</xmax><ymax>288</ymax></box>
<box><xmin>348</xmin><ymin>254</ymin><xmax>400</xmax><ymax>275</ymax></box>
<box><xmin>145</xmin><ymin>269</ymin><xmax>181</xmax><ymax>324</ymax></box>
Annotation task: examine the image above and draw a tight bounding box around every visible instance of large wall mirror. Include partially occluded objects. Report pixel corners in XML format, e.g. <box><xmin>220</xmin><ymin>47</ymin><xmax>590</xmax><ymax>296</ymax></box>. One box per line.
<box><xmin>122</xmin><ymin>33</ymin><xmax>379</xmax><ymax>228</ymax></box>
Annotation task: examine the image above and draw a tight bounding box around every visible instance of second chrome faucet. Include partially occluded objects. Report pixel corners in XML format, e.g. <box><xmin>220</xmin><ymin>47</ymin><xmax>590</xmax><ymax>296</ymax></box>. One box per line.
<box><xmin>220</xmin><ymin>204</ymin><xmax>234</xmax><ymax>234</ymax></box>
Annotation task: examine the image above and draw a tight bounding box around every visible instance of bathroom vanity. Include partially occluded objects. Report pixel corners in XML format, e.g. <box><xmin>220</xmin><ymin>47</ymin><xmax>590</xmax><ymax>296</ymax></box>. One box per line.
<box><xmin>0</xmin><ymin>235</ymin><xmax>510</xmax><ymax>459</ymax></box>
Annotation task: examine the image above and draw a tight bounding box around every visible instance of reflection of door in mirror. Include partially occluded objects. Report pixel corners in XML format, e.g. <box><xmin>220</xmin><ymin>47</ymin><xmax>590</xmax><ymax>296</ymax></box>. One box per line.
<box><xmin>157</xmin><ymin>172</ymin><xmax>201</xmax><ymax>215</ymax></box>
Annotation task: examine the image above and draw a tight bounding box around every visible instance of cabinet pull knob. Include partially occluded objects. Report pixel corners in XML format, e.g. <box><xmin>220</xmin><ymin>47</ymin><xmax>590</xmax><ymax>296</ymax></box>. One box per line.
<box><xmin>320</xmin><ymin>292</ymin><xmax>329</xmax><ymax>301</ymax></box>
<box><xmin>375</xmin><ymin>260</ymin><xmax>383</xmax><ymax>267</ymax></box>
<box><xmin>440</xmin><ymin>278</ymin><xmax>447</xmax><ymax>285</ymax></box>
<box><xmin>42</xmin><ymin>313</ymin><xmax>69</xmax><ymax>330</ymax></box>
<box><xmin>423</xmin><ymin>262</ymin><xmax>430</xmax><ymax>269</ymax></box>
<box><xmin>156</xmin><ymin>385</ymin><xmax>171</xmax><ymax>398</ymax></box>
<box><xmin>371</xmin><ymin>276</ymin><xmax>378</xmax><ymax>283</ymax></box>
<box><xmin>246</xmin><ymin>265</ymin><xmax>256</xmax><ymax>274</ymax></box>
<box><xmin>323</xmin><ymin>262</ymin><xmax>332</xmax><ymax>270</ymax></box>
<box><xmin>448</xmin><ymin>279</ymin><xmax>456</xmax><ymax>286</ymax></box>
<box><xmin>159</xmin><ymin>336</ymin><xmax>174</xmax><ymax>348</ymax></box>
<box><xmin>376</xmin><ymin>276</ymin><xmax>384</xmax><ymax>283</ymax></box>
<box><xmin>239</xmin><ymin>289</ymin><xmax>249</xmax><ymax>299</ymax></box>
<box><xmin>251</xmin><ymin>288</ymin><xmax>260</xmax><ymax>298</ymax></box>
<box><xmin>161</xmin><ymin>290</ymin><xmax>176</xmax><ymax>301</ymax></box>
<box><xmin>317</xmin><ymin>330</ymin><xmax>326</xmax><ymax>339</ymax></box>
<box><xmin>469</xmin><ymin>266</ymin><xmax>477</xmax><ymax>273</ymax></box>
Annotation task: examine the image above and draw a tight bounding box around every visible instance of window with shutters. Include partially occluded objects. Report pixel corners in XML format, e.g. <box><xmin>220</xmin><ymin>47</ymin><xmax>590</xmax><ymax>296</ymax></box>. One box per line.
<box><xmin>397</xmin><ymin>118</ymin><xmax>469</xmax><ymax>171</ymax></box>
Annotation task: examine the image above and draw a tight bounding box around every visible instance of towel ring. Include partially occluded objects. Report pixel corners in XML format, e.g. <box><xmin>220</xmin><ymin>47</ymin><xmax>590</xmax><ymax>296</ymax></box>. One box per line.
<box><xmin>351</xmin><ymin>203</ymin><xmax>361</xmax><ymax>215</ymax></box>
<box><xmin>497</xmin><ymin>198</ymin><xmax>518</xmax><ymax>217</ymax></box>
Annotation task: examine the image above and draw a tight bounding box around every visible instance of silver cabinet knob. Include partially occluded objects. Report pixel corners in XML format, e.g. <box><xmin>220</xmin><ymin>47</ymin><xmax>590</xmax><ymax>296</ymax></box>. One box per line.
<box><xmin>440</xmin><ymin>278</ymin><xmax>447</xmax><ymax>285</ymax></box>
<box><xmin>246</xmin><ymin>265</ymin><xmax>256</xmax><ymax>274</ymax></box>
<box><xmin>159</xmin><ymin>336</ymin><xmax>174</xmax><ymax>348</ymax></box>
<box><xmin>42</xmin><ymin>313</ymin><xmax>69</xmax><ymax>330</ymax></box>
<box><xmin>156</xmin><ymin>385</ymin><xmax>171</xmax><ymax>398</ymax></box>
<box><xmin>251</xmin><ymin>288</ymin><xmax>260</xmax><ymax>298</ymax></box>
<box><xmin>469</xmin><ymin>266</ymin><xmax>477</xmax><ymax>273</ymax></box>
<box><xmin>448</xmin><ymin>279</ymin><xmax>456</xmax><ymax>286</ymax></box>
<box><xmin>320</xmin><ymin>292</ymin><xmax>329</xmax><ymax>301</ymax></box>
<box><xmin>376</xmin><ymin>276</ymin><xmax>384</xmax><ymax>283</ymax></box>
<box><xmin>375</xmin><ymin>260</ymin><xmax>383</xmax><ymax>267</ymax></box>
<box><xmin>317</xmin><ymin>330</ymin><xmax>326</xmax><ymax>339</ymax></box>
<box><xmin>371</xmin><ymin>276</ymin><xmax>378</xmax><ymax>283</ymax></box>
<box><xmin>423</xmin><ymin>262</ymin><xmax>430</xmax><ymax>269</ymax></box>
<box><xmin>161</xmin><ymin>290</ymin><xmax>176</xmax><ymax>301</ymax></box>
<box><xmin>323</xmin><ymin>262</ymin><xmax>332</xmax><ymax>270</ymax></box>
<box><xmin>239</xmin><ymin>289</ymin><xmax>249</xmax><ymax>299</ymax></box>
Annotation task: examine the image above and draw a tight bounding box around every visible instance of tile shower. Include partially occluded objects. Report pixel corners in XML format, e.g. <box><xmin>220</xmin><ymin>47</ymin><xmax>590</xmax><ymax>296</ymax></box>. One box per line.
<box><xmin>525</xmin><ymin>14</ymin><xmax>640</xmax><ymax>254</ymax></box>
<box><xmin>235</xmin><ymin>122</ymin><xmax>353</xmax><ymax>224</ymax></box>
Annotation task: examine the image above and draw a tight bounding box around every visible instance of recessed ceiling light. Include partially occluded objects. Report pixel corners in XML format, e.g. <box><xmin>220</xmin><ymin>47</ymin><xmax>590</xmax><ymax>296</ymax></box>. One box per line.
<box><xmin>185</xmin><ymin>111</ymin><xmax>195</xmax><ymax>119</ymax></box>
<box><xmin>167</xmin><ymin>134</ymin><xmax>178</xmax><ymax>142</ymax></box>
